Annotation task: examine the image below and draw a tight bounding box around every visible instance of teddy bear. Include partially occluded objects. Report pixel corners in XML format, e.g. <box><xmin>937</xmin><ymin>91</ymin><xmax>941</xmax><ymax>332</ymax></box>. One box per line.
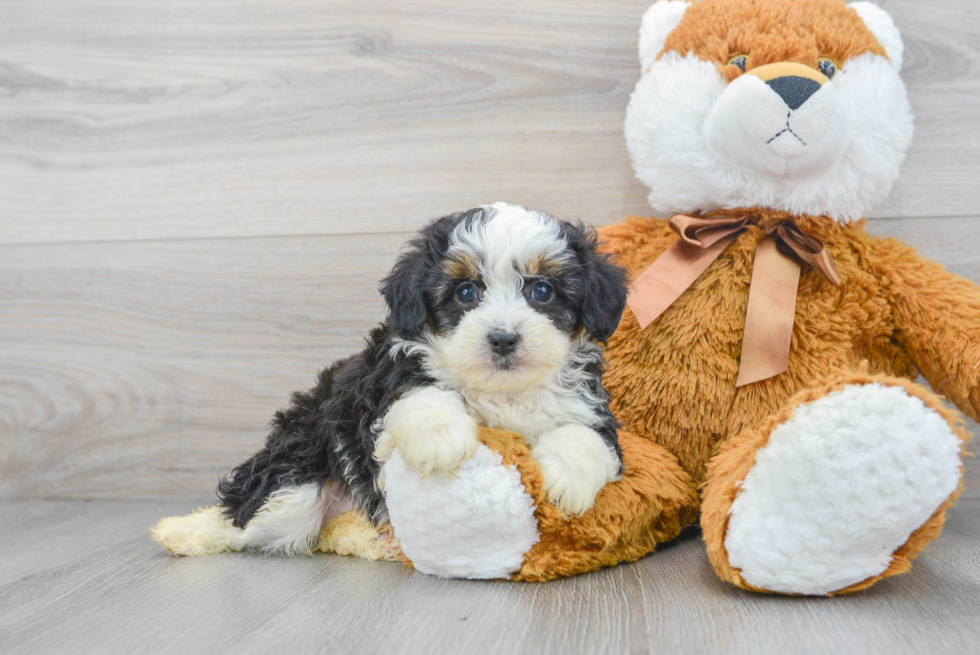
<box><xmin>354</xmin><ymin>0</ymin><xmax>979</xmax><ymax>596</ymax></box>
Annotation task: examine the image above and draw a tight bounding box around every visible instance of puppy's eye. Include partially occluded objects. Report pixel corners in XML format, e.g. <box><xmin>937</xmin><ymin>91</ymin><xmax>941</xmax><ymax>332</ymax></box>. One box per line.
<box><xmin>455</xmin><ymin>282</ymin><xmax>479</xmax><ymax>306</ymax></box>
<box><xmin>530</xmin><ymin>281</ymin><xmax>554</xmax><ymax>304</ymax></box>
<box><xmin>818</xmin><ymin>58</ymin><xmax>838</xmax><ymax>79</ymax></box>
<box><xmin>728</xmin><ymin>55</ymin><xmax>747</xmax><ymax>72</ymax></box>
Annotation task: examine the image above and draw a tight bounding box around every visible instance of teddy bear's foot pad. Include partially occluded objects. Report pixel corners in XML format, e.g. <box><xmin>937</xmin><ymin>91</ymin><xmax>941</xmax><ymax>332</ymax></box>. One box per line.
<box><xmin>724</xmin><ymin>383</ymin><xmax>962</xmax><ymax>595</ymax></box>
<box><xmin>383</xmin><ymin>444</ymin><xmax>540</xmax><ymax>579</ymax></box>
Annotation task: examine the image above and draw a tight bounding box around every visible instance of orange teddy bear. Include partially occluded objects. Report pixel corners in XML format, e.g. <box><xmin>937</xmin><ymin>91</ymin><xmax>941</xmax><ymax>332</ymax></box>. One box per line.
<box><xmin>594</xmin><ymin>0</ymin><xmax>979</xmax><ymax>595</ymax></box>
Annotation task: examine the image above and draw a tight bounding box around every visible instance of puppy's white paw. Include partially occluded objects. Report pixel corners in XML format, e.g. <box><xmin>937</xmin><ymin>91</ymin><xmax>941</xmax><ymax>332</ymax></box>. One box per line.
<box><xmin>151</xmin><ymin>506</ymin><xmax>240</xmax><ymax>556</ymax></box>
<box><xmin>532</xmin><ymin>424</ymin><xmax>621</xmax><ymax>516</ymax></box>
<box><xmin>377</xmin><ymin>386</ymin><xmax>479</xmax><ymax>477</ymax></box>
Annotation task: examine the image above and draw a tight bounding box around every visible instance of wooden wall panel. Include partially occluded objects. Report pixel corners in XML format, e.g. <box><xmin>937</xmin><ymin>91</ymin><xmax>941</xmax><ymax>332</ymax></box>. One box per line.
<box><xmin>1</xmin><ymin>218</ymin><xmax>978</xmax><ymax>499</ymax></box>
<box><xmin>0</xmin><ymin>0</ymin><xmax>978</xmax><ymax>246</ymax></box>
<box><xmin>0</xmin><ymin>233</ymin><xmax>401</xmax><ymax>498</ymax></box>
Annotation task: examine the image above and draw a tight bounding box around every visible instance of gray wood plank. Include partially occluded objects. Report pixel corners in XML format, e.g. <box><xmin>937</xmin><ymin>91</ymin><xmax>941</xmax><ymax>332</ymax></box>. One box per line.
<box><xmin>0</xmin><ymin>498</ymin><xmax>978</xmax><ymax>654</ymax></box>
<box><xmin>0</xmin><ymin>0</ymin><xmax>978</xmax><ymax>246</ymax></box>
<box><xmin>2</xmin><ymin>217</ymin><xmax>979</xmax><ymax>500</ymax></box>
<box><xmin>0</xmin><ymin>232</ymin><xmax>405</xmax><ymax>499</ymax></box>
<box><xmin>0</xmin><ymin>498</ymin><xmax>203</xmax><ymax>586</ymax></box>
<box><xmin>865</xmin><ymin>216</ymin><xmax>980</xmax><ymax>280</ymax></box>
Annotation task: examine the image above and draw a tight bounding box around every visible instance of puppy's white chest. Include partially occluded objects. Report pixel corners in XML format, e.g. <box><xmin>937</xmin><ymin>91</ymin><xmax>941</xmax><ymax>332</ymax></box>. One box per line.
<box><xmin>459</xmin><ymin>387</ymin><xmax>589</xmax><ymax>443</ymax></box>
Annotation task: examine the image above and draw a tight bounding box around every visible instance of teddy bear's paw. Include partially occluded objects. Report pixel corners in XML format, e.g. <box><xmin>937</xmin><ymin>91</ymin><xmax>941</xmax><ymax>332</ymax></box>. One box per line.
<box><xmin>378</xmin><ymin>387</ymin><xmax>479</xmax><ymax>477</ymax></box>
<box><xmin>532</xmin><ymin>425</ymin><xmax>622</xmax><ymax>516</ymax></box>
<box><xmin>383</xmin><ymin>444</ymin><xmax>540</xmax><ymax>579</ymax></box>
<box><xmin>724</xmin><ymin>383</ymin><xmax>962</xmax><ymax>595</ymax></box>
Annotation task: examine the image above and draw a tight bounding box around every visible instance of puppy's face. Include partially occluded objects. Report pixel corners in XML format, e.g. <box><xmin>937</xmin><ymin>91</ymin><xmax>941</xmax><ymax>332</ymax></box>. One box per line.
<box><xmin>382</xmin><ymin>203</ymin><xmax>627</xmax><ymax>393</ymax></box>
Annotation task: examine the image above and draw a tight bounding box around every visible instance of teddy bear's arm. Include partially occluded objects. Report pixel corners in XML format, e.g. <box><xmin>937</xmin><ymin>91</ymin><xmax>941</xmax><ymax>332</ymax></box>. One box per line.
<box><xmin>872</xmin><ymin>237</ymin><xmax>980</xmax><ymax>422</ymax></box>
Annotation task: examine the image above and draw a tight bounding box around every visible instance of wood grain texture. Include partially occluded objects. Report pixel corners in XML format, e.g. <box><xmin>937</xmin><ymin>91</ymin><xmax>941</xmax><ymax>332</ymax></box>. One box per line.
<box><xmin>0</xmin><ymin>232</ymin><xmax>403</xmax><ymax>499</ymax></box>
<box><xmin>1</xmin><ymin>498</ymin><xmax>979</xmax><ymax>654</ymax></box>
<box><xmin>1</xmin><ymin>217</ymin><xmax>978</xmax><ymax>500</ymax></box>
<box><xmin>1</xmin><ymin>0</ymin><xmax>979</xmax><ymax>246</ymax></box>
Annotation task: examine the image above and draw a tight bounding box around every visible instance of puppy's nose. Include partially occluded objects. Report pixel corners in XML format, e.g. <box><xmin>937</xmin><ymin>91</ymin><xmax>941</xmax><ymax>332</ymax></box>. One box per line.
<box><xmin>748</xmin><ymin>62</ymin><xmax>829</xmax><ymax>111</ymax></box>
<box><xmin>488</xmin><ymin>331</ymin><xmax>520</xmax><ymax>356</ymax></box>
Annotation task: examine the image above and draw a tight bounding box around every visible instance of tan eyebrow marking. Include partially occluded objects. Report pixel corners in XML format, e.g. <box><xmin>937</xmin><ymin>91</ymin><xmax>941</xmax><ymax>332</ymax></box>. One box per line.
<box><xmin>522</xmin><ymin>255</ymin><xmax>567</xmax><ymax>278</ymax></box>
<box><xmin>443</xmin><ymin>253</ymin><xmax>481</xmax><ymax>280</ymax></box>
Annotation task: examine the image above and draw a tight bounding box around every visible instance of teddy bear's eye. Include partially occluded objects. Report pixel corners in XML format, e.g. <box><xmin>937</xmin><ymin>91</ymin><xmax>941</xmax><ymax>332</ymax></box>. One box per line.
<box><xmin>728</xmin><ymin>55</ymin><xmax>748</xmax><ymax>72</ymax></box>
<box><xmin>818</xmin><ymin>58</ymin><xmax>838</xmax><ymax>79</ymax></box>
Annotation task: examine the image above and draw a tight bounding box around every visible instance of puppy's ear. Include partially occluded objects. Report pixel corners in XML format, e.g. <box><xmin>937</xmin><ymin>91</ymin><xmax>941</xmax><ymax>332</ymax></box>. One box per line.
<box><xmin>380</xmin><ymin>240</ymin><xmax>429</xmax><ymax>340</ymax></box>
<box><xmin>563</xmin><ymin>222</ymin><xmax>629</xmax><ymax>343</ymax></box>
<box><xmin>379</xmin><ymin>213</ymin><xmax>464</xmax><ymax>340</ymax></box>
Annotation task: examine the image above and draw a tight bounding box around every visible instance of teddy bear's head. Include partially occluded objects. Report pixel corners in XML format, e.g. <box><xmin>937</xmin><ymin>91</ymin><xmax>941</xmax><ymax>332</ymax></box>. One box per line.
<box><xmin>625</xmin><ymin>0</ymin><xmax>912</xmax><ymax>222</ymax></box>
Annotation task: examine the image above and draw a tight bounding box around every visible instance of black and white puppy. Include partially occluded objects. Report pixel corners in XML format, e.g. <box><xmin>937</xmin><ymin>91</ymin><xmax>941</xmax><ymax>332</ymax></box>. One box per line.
<box><xmin>152</xmin><ymin>202</ymin><xmax>628</xmax><ymax>556</ymax></box>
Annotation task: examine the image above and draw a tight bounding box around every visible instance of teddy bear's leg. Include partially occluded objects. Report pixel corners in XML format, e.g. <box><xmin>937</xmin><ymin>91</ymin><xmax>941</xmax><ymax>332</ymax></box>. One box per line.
<box><xmin>382</xmin><ymin>426</ymin><xmax>699</xmax><ymax>581</ymax></box>
<box><xmin>701</xmin><ymin>371</ymin><xmax>968</xmax><ymax>596</ymax></box>
<box><xmin>382</xmin><ymin>439</ymin><xmax>541</xmax><ymax>579</ymax></box>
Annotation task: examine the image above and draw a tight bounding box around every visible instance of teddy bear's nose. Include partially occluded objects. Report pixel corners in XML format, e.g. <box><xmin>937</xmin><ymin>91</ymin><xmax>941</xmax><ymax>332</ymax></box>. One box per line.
<box><xmin>747</xmin><ymin>62</ymin><xmax>829</xmax><ymax>112</ymax></box>
<box><xmin>766</xmin><ymin>76</ymin><xmax>822</xmax><ymax>111</ymax></box>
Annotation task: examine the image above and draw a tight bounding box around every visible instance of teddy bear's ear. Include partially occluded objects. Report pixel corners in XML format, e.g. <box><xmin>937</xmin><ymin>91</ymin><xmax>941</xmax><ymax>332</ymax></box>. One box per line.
<box><xmin>638</xmin><ymin>1</ymin><xmax>691</xmax><ymax>72</ymax></box>
<box><xmin>849</xmin><ymin>2</ymin><xmax>904</xmax><ymax>72</ymax></box>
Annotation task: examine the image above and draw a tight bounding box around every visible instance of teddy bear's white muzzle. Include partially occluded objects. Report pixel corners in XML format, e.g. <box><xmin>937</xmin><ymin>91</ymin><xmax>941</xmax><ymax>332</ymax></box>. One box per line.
<box><xmin>705</xmin><ymin>68</ymin><xmax>850</xmax><ymax>181</ymax></box>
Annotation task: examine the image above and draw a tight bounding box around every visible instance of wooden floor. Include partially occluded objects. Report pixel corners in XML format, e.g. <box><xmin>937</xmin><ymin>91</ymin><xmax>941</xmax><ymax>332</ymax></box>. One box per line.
<box><xmin>3</xmin><ymin>0</ymin><xmax>980</xmax><ymax>653</ymax></box>
<box><xmin>1</xmin><ymin>497</ymin><xmax>979</xmax><ymax>655</ymax></box>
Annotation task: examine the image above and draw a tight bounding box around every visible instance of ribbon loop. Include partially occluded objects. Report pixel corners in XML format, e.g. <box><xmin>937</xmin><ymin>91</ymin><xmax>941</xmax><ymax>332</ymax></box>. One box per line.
<box><xmin>670</xmin><ymin>214</ymin><xmax>751</xmax><ymax>249</ymax></box>
<box><xmin>772</xmin><ymin>222</ymin><xmax>841</xmax><ymax>286</ymax></box>
<box><xmin>626</xmin><ymin>214</ymin><xmax>841</xmax><ymax>387</ymax></box>
<box><xmin>628</xmin><ymin>215</ymin><xmax>749</xmax><ymax>330</ymax></box>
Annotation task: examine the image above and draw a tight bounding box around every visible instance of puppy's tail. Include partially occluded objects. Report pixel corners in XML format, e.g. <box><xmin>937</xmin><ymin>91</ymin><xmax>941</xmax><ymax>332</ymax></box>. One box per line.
<box><xmin>151</xmin><ymin>483</ymin><xmax>329</xmax><ymax>557</ymax></box>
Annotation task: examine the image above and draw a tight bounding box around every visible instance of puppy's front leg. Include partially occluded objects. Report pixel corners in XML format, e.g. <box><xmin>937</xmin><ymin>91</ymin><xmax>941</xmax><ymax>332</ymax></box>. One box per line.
<box><xmin>532</xmin><ymin>425</ymin><xmax>622</xmax><ymax>516</ymax></box>
<box><xmin>374</xmin><ymin>386</ymin><xmax>479</xmax><ymax>477</ymax></box>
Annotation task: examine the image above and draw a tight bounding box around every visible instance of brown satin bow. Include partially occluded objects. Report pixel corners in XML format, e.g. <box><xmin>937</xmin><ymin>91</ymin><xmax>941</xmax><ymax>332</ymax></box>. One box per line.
<box><xmin>627</xmin><ymin>214</ymin><xmax>841</xmax><ymax>387</ymax></box>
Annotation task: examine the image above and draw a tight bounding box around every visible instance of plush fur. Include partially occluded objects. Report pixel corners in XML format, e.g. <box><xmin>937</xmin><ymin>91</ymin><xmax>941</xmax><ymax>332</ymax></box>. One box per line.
<box><xmin>597</xmin><ymin>216</ymin><xmax>976</xmax><ymax>596</ymax></box>
<box><xmin>723</xmin><ymin>382</ymin><xmax>962</xmax><ymax>595</ymax></box>
<box><xmin>414</xmin><ymin>426</ymin><xmax>699</xmax><ymax>582</ymax></box>
<box><xmin>383</xmin><ymin>442</ymin><xmax>540</xmax><ymax>579</ymax></box>
<box><xmin>626</xmin><ymin>0</ymin><xmax>913</xmax><ymax>222</ymax></box>
<box><xmin>152</xmin><ymin>203</ymin><xmax>629</xmax><ymax>556</ymax></box>
<box><xmin>700</xmin><ymin>370</ymin><xmax>970</xmax><ymax>595</ymax></box>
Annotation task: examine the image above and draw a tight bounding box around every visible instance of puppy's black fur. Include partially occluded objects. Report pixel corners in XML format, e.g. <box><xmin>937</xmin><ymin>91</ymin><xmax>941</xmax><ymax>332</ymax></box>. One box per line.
<box><xmin>381</xmin><ymin>209</ymin><xmax>480</xmax><ymax>340</ymax></box>
<box><xmin>558</xmin><ymin>221</ymin><xmax>629</xmax><ymax>343</ymax></box>
<box><xmin>217</xmin><ymin>207</ymin><xmax>628</xmax><ymax>529</ymax></box>
<box><xmin>216</xmin><ymin>329</ymin><xmax>430</xmax><ymax>528</ymax></box>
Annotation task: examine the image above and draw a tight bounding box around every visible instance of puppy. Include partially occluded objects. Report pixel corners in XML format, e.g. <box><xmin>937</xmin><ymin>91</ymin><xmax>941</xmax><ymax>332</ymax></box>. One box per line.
<box><xmin>152</xmin><ymin>202</ymin><xmax>628</xmax><ymax>556</ymax></box>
